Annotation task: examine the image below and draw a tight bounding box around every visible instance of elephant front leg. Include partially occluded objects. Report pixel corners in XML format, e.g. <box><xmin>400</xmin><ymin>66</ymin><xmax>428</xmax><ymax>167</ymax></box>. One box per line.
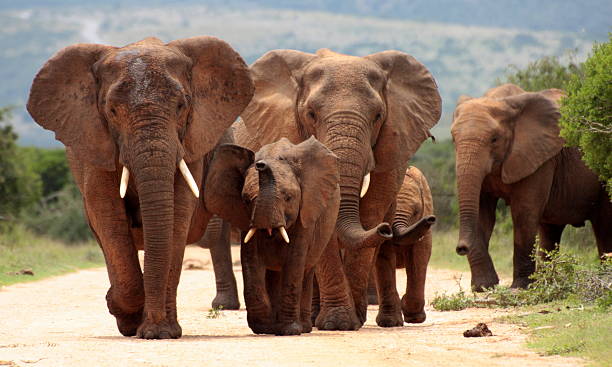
<box><xmin>511</xmin><ymin>213</ymin><xmax>540</xmax><ymax>289</ymax></box>
<box><xmin>466</xmin><ymin>193</ymin><xmax>499</xmax><ymax>291</ymax></box>
<box><xmin>241</xmin><ymin>238</ymin><xmax>275</xmax><ymax>334</ymax></box>
<box><xmin>315</xmin><ymin>235</ymin><xmax>361</xmax><ymax>331</ymax></box>
<box><xmin>83</xmin><ymin>170</ymin><xmax>144</xmax><ymax>337</ymax></box>
<box><xmin>276</xmin><ymin>241</ymin><xmax>309</xmax><ymax>336</ymax></box>
<box><xmin>374</xmin><ymin>240</ymin><xmax>403</xmax><ymax>327</ymax></box>
<box><xmin>402</xmin><ymin>232</ymin><xmax>432</xmax><ymax>324</ymax></box>
<box><xmin>300</xmin><ymin>269</ymin><xmax>315</xmax><ymax>333</ymax></box>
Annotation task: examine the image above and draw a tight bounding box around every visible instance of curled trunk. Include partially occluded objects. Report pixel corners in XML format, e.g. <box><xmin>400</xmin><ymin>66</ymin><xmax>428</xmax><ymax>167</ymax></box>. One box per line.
<box><xmin>392</xmin><ymin>215</ymin><xmax>436</xmax><ymax>245</ymax></box>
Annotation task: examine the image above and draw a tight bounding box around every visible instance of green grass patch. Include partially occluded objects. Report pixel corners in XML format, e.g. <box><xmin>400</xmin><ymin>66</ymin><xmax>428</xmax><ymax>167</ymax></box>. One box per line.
<box><xmin>430</xmin><ymin>223</ymin><xmax>600</xmax><ymax>278</ymax></box>
<box><xmin>0</xmin><ymin>224</ymin><xmax>104</xmax><ymax>286</ymax></box>
<box><xmin>502</xmin><ymin>303</ymin><xmax>612</xmax><ymax>366</ymax></box>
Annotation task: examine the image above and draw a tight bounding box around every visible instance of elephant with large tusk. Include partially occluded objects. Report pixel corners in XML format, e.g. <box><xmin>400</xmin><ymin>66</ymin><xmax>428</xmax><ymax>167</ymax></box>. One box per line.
<box><xmin>27</xmin><ymin>36</ymin><xmax>254</xmax><ymax>339</ymax></box>
<box><xmin>239</xmin><ymin>48</ymin><xmax>441</xmax><ymax>328</ymax></box>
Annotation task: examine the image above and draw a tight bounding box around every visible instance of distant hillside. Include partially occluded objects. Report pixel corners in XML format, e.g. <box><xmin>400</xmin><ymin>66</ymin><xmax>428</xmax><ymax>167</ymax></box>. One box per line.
<box><xmin>0</xmin><ymin>3</ymin><xmax>600</xmax><ymax>145</ymax></box>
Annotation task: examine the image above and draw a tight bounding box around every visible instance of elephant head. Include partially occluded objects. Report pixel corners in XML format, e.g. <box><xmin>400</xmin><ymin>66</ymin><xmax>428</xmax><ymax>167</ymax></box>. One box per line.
<box><xmin>27</xmin><ymin>37</ymin><xmax>253</xmax><ymax>296</ymax></box>
<box><xmin>204</xmin><ymin>137</ymin><xmax>339</xmax><ymax>243</ymax></box>
<box><xmin>451</xmin><ymin>84</ymin><xmax>563</xmax><ymax>264</ymax></box>
<box><xmin>241</xmin><ymin>49</ymin><xmax>441</xmax><ymax>249</ymax></box>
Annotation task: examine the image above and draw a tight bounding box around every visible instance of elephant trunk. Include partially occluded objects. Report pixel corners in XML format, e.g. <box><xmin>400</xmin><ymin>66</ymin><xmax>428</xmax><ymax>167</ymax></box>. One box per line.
<box><xmin>251</xmin><ymin>160</ymin><xmax>284</xmax><ymax>229</ymax></box>
<box><xmin>130</xmin><ymin>127</ymin><xmax>177</xmax><ymax>320</ymax></box>
<box><xmin>392</xmin><ymin>215</ymin><xmax>436</xmax><ymax>245</ymax></box>
<box><xmin>324</xmin><ymin>118</ymin><xmax>392</xmax><ymax>250</ymax></box>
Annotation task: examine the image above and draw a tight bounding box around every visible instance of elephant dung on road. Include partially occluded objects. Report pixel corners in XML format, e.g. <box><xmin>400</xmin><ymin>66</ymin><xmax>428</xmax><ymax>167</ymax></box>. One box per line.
<box><xmin>27</xmin><ymin>37</ymin><xmax>254</xmax><ymax>338</ymax></box>
<box><xmin>204</xmin><ymin>137</ymin><xmax>341</xmax><ymax>335</ymax></box>
<box><xmin>451</xmin><ymin>83</ymin><xmax>612</xmax><ymax>291</ymax></box>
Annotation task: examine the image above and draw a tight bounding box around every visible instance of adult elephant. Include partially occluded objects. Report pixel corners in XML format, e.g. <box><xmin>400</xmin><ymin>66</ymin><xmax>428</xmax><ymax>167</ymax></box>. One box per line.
<box><xmin>27</xmin><ymin>37</ymin><xmax>253</xmax><ymax>338</ymax></box>
<box><xmin>240</xmin><ymin>48</ymin><xmax>441</xmax><ymax>328</ymax></box>
<box><xmin>452</xmin><ymin>83</ymin><xmax>611</xmax><ymax>291</ymax></box>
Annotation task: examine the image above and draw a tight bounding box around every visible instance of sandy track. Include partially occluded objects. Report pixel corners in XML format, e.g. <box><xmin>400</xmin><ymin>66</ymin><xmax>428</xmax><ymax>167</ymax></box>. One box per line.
<box><xmin>0</xmin><ymin>246</ymin><xmax>583</xmax><ymax>367</ymax></box>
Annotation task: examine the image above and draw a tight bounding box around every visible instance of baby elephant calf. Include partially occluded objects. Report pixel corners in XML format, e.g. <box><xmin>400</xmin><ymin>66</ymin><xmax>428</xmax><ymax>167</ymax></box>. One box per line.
<box><xmin>373</xmin><ymin>166</ymin><xmax>436</xmax><ymax>327</ymax></box>
<box><xmin>204</xmin><ymin>137</ymin><xmax>340</xmax><ymax>335</ymax></box>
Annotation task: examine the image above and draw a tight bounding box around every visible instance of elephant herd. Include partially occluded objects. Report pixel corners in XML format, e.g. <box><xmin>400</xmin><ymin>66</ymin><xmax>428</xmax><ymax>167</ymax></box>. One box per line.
<box><xmin>26</xmin><ymin>36</ymin><xmax>611</xmax><ymax>339</ymax></box>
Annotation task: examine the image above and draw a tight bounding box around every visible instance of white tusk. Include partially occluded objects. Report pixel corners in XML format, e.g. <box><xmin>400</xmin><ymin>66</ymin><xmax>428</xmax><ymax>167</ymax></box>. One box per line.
<box><xmin>244</xmin><ymin>228</ymin><xmax>256</xmax><ymax>243</ymax></box>
<box><xmin>279</xmin><ymin>226</ymin><xmax>290</xmax><ymax>244</ymax></box>
<box><xmin>179</xmin><ymin>159</ymin><xmax>199</xmax><ymax>198</ymax></box>
<box><xmin>120</xmin><ymin>166</ymin><xmax>129</xmax><ymax>198</ymax></box>
<box><xmin>360</xmin><ymin>173</ymin><xmax>371</xmax><ymax>198</ymax></box>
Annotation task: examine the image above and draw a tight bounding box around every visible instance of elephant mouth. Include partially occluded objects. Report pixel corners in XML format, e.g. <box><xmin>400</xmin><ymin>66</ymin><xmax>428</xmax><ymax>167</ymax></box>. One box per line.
<box><xmin>243</xmin><ymin>226</ymin><xmax>290</xmax><ymax>244</ymax></box>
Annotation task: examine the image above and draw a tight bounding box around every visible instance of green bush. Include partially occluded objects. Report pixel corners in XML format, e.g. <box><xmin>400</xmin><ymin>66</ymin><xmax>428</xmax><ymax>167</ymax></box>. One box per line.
<box><xmin>560</xmin><ymin>34</ymin><xmax>612</xmax><ymax>195</ymax></box>
<box><xmin>495</xmin><ymin>52</ymin><xmax>583</xmax><ymax>91</ymax></box>
<box><xmin>23</xmin><ymin>184</ymin><xmax>92</xmax><ymax>244</ymax></box>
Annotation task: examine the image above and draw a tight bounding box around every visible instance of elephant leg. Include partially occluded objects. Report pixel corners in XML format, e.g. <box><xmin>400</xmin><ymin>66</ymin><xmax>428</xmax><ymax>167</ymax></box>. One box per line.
<box><xmin>83</xmin><ymin>171</ymin><xmax>144</xmax><ymax>337</ymax></box>
<box><xmin>510</xmin><ymin>208</ymin><xmax>542</xmax><ymax>289</ymax></box>
<box><xmin>367</xmin><ymin>268</ymin><xmax>379</xmax><ymax>305</ymax></box>
<box><xmin>266</xmin><ymin>270</ymin><xmax>282</xmax><ymax>324</ymax></box>
<box><xmin>374</xmin><ymin>240</ymin><xmax>403</xmax><ymax>327</ymax></box>
<box><xmin>467</xmin><ymin>193</ymin><xmax>499</xmax><ymax>291</ymax></box>
<box><xmin>203</xmin><ymin>216</ymin><xmax>240</xmax><ymax>310</ymax></box>
<box><xmin>538</xmin><ymin>223</ymin><xmax>564</xmax><ymax>257</ymax></box>
<box><xmin>311</xmin><ymin>275</ymin><xmax>320</xmax><ymax>325</ymax></box>
<box><xmin>591</xmin><ymin>200</ymin><xmax>612</xmax><ymax>257</ymax></box>
<box><xmin>402</xmin><ymin>232</ymin><xmax>432</xmax><ymax>324</ymax></box>
<box><xmin>300</xmin><ymin>269</ymin><xmax>315</xmax><ymax>334</ymax></box>
<box><xmin>276</xmin><ymin>242</ymin><xmax>308</xmax><ymax>336</ymax></box>
<box><xmin>241</xmin><ymin>237</ymin><xmax>274</xmax><ymax>334</ymax></box>
<box><xmin>315</xmin><ymin>235</ymin><xmax>361</xmax><ymax>331</ymax></box>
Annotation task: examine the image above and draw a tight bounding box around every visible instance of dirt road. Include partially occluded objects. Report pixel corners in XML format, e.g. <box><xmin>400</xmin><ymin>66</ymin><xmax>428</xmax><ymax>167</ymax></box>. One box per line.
<box><xmin>0</xmin><ymin>246</ymin><xmax>583</xmax><ymax>367</ymax></box>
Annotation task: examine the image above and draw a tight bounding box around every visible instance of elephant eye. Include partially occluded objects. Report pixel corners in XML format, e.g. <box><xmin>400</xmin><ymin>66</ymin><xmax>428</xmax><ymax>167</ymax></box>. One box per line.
<box><xmin>285</xmin><ymin>195</ymin><xmax>292</xmax><ymax>202</ymax></box>
<box><xmin>491</xmin><ymin>136</ymin><xmax>498</xmax><ymax>143</ymax></box>
<box><xmin>307</xmin><ymin>110</ymin><xmax>316</xmax><ymax>121</ymax></box>
<box><xmin>375</xmin><ymin>113</ymin><xmax>382</xmax><ymax>122</ymax></box>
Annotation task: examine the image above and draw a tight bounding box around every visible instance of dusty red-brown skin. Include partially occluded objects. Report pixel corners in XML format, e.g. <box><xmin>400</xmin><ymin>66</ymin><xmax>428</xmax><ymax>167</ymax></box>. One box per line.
<box><xmin>451</xmin><ymin>83</ymin><xmax>611</xmax><ymax>291</ymax></box>
<box><xmin>204</xmin><ymin>137</ymin><xmax>340</xmax><ymax>335</ymax></box>
<box><xmin>27</xmin><ymin>37</ymin><xmax>253</xmax><ymax>339</ymax></box>
<box><xmin>371</xmin><ymin>166</ymin><xmax>436</xmax><ymax>327</ymax></box>
<box><xmin>239</xmin><ymin>48</ymin><xmax>441</xmax><ymax>329</ymax></box>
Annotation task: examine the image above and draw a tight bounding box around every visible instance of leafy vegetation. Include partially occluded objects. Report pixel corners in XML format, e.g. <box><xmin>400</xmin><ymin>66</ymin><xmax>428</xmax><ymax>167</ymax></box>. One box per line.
<box><xmin>0</xmin><ymin>224</ymin><xmax>103</xmax><ymax>286</ymax></box>
<box><xmin>495</xmin><ymin>52</ymin><xmax>583</xmax><ymax>91</ymax></box>
<box><xmin>560</xmin><ymin>34</ymin><xmax>612</xmax><ymax>195</ymax></box>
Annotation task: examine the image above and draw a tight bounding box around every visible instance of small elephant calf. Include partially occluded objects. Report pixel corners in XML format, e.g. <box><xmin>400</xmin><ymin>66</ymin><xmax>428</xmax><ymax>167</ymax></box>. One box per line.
<box><xmin>373</xmin><ymin>166</ymin><xmax>436</xmax><ymax>327</ymax></box>
<box><xmin>204</xmin><ymin>137</ymin><xmax>340</xmax><ymax>335</ymax></box>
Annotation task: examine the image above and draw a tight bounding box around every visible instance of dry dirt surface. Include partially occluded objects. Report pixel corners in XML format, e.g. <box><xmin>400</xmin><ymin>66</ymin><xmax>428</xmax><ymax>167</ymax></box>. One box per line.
<box><xmin>0</xmin><ymin>246</ymin><xmax>584</xmax><ymax>367</ymax></box>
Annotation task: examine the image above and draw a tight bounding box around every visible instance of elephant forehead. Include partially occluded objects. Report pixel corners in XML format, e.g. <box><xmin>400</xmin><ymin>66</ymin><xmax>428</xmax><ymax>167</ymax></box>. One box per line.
<box><xmin>306</xmin><ymin>56</ymin><xmax>383</xmax><ymax>82</ymax></box>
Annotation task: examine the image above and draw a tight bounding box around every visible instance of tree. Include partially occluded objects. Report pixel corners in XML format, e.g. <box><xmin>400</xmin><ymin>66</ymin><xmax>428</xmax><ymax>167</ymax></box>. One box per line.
<box><xmin>0</xmin><ymin>107</ymin><xmax>41</xmax><ymax>220</ymax></box>
<box><xmin>560</xmin><ymin>35</ymin><xmax>612</xmax><ymax>194</ymax></box>
<box><xmin>495</xmin><ymin>52</ymin><xmax>583</xmax><ymax>91</ymax></box>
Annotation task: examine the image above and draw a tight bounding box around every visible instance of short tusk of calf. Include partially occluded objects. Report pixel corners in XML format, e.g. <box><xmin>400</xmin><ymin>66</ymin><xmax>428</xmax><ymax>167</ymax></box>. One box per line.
<box><xmin>179</xmin><ymin>159</ymin><xmax>199</xmax><ymax>198</ymax></box>
<box><xmin>244</xmin><ymin>228</ymin><xmax>256</xmax><ymax>243</ymax></box>
<box><xmin>279</xmin><ymin>226</ymin><xmax>290</xmax><ymax>244</ymax></box>
<box><xmin>119</xmin><ymin>166</ymin><xmax>129</xmax><ymax>198</ymax></box>
<box><xmin>360</xmin><ymin>172</ymin><xmax>371</xmax><ymax>198</ymax></box>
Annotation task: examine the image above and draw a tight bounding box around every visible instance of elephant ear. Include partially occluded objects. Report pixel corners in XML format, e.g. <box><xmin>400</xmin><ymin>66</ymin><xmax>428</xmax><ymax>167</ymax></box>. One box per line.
<box><xmin>204</xmin><ymin>144</ymin><xmax>254</xmax><ymax>230</ymax></box>
<box><xmin>365</xmin><ymin>51</ymin><xmax>442</xmax><ymax>171</ymax></box>
<box><xmin>168</xmin><ymin>37</ymin><xmax>254</xmax><ymax>163</ymax></box>
<box><xmin>288</xmin><ymin>137</ymin><xmax>339</xmax><ymax>228</ymax></box>
<box><xmin>501</xmin><ymin>91</ymin><xmax>564</xmax><ymax>184</ymax></box>
<box><xmin>241</xmin><ymin>50</ymin><xmax>316</xmax><ymax>145</ymax></box>
<box><xmin>27</xmin><ymin>44</ymin><xmax>117</xmax><ymax>171</ymax></box>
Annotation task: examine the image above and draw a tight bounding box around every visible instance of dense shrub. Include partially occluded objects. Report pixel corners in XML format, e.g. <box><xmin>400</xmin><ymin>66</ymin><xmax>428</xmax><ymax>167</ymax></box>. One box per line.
<box><xmin>560</xmin><ymin>35</ymin><xmax>612</xmax><ymax>194</ymax></box>
<box><xmin>495</xmin><ymin>52</ymin><xmax>583</xmax><ymax>91</ymax></box>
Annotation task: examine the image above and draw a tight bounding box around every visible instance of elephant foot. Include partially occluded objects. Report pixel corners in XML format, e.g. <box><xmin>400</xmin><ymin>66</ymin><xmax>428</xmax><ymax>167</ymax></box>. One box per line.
<box><xmin>315</xmin><ymin>306</ymin><xmax>361</xmax><ymax>331</ymax></box>
<box><xmin>510</xmin><ymin>276</ymin><xmax>533</xmax><ymax>289</ymax></box>
<box><xmin>277</xmin><ymin>321</ymin><xmax>303</xmax><ymax>336</ymax></box>
<box><xmin>249</xmin><ymin>322</ymin><xmax>277</xmax><ymax>335</ymax></box>
<box><xmin>471</xmin><ymin>278</ymin><xmax>499</xmax><ymax>292</ymax></box>
<box><xmin>136</xmin><ymin>319</ymin><xmax>182</xmax><ymax>339</ymax></box>
<box><xmin>300</xmin><ymin>319</ymin><xmax>313</xmax><ymax>334</ymax></box>
<box><xmin>212</xmin><ymin>291</ymin><xmax>240</xmax><ymax>310</ymax></box>
<box><xmin>401</xmin><ymin>296</ymin><xmax>426</xmax><ymax>324</ymax></box>
<box><xmin>375</xmin><ymin>310</ymin><xmax>404</xmax><ymax>327</ymax></box>
<box><xmin>403</xmin><ymin>311</ymin><xmax>426</xmax><ymax>324</ymax></box>
<box><xmin>114</xmin><ymin>311</ymin><xmax>143</xmax><ymax>336</ymax></box>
